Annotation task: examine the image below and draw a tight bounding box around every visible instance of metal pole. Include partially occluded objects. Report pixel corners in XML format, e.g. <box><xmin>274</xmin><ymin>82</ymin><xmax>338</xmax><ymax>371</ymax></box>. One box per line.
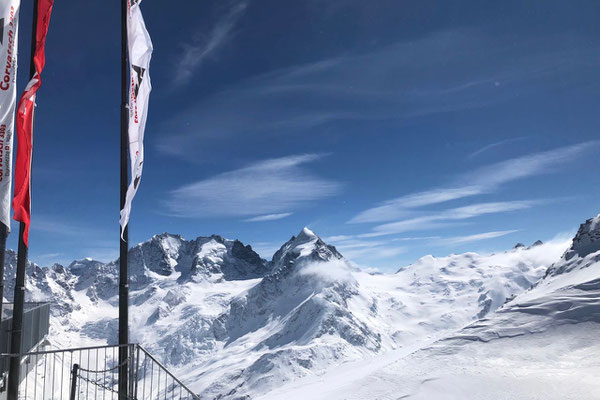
<box><xmin>118</xmin><ymin>0</ymin><xmax>129</xmax><ymax>399</ymax></box>
<box><xmin>69</xmin><ymin>363</ymin><xmax>79</xmax><ymax>400</ymax></box>
<box><xmin>7</xmin><ymin>2</ymin><xmax>39</xmax><ymax>396</ymax></box>
<box><xmin>0</xmin><ymin>223</ymin><xmax>9</xmax><ymax>322</ymax></box>
<box><xmin>7</xmin><ymin>223</ymin><xmax>29</xmax><ymax>399</ymax></box>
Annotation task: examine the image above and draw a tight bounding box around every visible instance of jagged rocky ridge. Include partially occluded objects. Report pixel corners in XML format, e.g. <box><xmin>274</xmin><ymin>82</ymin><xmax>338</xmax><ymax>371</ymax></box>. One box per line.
<box><xmin>0</xmin><ymin>222</ymin><xmax>588</xmax><ymax>399</ymax></box>
<box><xmin>2</xmin><ymin>234</ymin><xmax>270</xmax><ymax>338</ymax></box>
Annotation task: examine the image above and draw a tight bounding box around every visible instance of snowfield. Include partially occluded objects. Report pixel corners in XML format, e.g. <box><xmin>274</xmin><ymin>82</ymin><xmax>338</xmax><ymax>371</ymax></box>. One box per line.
<box><xmin>260</xmin><ymin>323</ymin><xmax>600</xmax><ymax>400</ymax></box>
<box><xmin>3</xmin><ymin>216</ymin><xmax>599</xmax><ymax>399</ymax></box>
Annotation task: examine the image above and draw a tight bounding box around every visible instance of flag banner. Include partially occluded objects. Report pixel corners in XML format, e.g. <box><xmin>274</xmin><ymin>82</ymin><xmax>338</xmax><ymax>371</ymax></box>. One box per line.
<box><xmin>120</xmin><ymin>0</ymin><xmax>153</xmax><ymax>235</ymax></box>
<box><xmin>0</xmin><ymin>0</ymin><xmax>20</xmax><ymax>230</ymax></box>
<box><xmin>12</xmin><ymin>0</ymin><xmax>53</xmax><ymax>245</ymax></box>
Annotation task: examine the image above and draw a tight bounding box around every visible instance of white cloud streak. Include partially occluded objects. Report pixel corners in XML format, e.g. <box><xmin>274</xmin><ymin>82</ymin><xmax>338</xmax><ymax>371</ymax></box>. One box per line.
<box><xmin>438</xmin><ymin>230</ymin><xmax>519</xmax><ymax>246</ymax></box>
<box><xmin>350</xmin><ymin>186</ymin><xmax>482</xmax><ymax>223</ymax></box>
<box><xmin>324</xmin><ymin>235</ymin><xmax>407</xmax><ymax>263</ymax></box>
<box><xmin>164</xmin><ymin>154</ymin><xmax>342</xmax><ymax>218</ymax></box>
<box><xmin>175</xmin><ymin>1</ymin><xmax>248</xmax><ymax>86</ymax></box>
<box><xmin>244</xmin><ymin>213</ymin><xmax>293</xmax><ymax>222</ymax></box>
<box><xmin>464</xmin><ymin>141</ymin><xmax>597</xmax><ymax>187</ymax></box>
<box><xmin>351</xmin><ymin>142</ymin><xmax>598</xmax><ymax>224</ymax></box>
<box><xmin>364</xmin><ymin>200</ymin><xmax>538</xmax><ymax>237</ymax></box>
<box><xmin>468</xmin><ymin>136</ymin><xmax>528</xmax><ymax>158</ymax></box>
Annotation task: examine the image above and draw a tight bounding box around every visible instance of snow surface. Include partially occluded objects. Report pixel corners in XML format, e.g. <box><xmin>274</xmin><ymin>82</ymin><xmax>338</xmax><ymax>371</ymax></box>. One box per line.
<box><xmin>259</xmin><ymin>323</ymin><xmax>600</xmax><ymax>400</ymax></box>
<box><xmin>3</xmin><ymin>217</ymin><xmax>599</xmax><ymax>399</ymax></box>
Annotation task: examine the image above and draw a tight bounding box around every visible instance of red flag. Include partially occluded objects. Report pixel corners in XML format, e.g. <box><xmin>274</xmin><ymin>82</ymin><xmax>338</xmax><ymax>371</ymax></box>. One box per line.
<box><xmin>12</xmin><ymin>0</ymin><xmax>54</xmax><ymax>246</ymax></box>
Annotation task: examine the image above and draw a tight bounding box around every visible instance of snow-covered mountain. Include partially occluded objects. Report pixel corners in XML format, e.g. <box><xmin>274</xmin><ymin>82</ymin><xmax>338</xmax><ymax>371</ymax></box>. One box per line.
<box><xmin>259</xmin><ymin>216</ymin><xmax>600</xmax><ymax>400</ymax></box>
<box><xmin>2</xmin><ymin>218</ymin><xmax>597</xmax><ymax>399</ymax></box>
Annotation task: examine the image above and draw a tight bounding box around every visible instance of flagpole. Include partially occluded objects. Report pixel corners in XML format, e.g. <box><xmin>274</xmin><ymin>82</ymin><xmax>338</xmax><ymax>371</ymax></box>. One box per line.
<box><xmin>119</xmin><ymin>0</ymin><xmax>130</xmax><ymax>398</ymax></box>
<box><xmin>7</xmin><ymin>0</ymin><xmax>38</xmax><ymax>396</ymax></box>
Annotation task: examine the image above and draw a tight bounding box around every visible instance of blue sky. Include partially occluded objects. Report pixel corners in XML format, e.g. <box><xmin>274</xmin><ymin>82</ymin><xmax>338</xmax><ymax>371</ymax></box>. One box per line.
<box><xmin>9</xmin><ymin>0</ymin><xmax>600</xmax><ymax>271</ymax></box>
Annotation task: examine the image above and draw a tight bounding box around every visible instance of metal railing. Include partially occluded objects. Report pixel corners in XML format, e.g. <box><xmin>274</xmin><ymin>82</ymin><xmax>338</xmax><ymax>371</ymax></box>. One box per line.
<box><xmin>0</xmin><ymin>303</ymin><xmax>51</xmax><ymax>388</ymax></box>
<box><xmin>0</xmin><ymin>344</ymin><xmax>200</xmax><ymax>400</ymax></box>
<box><xmin>0</xmin><ymin>303</ymin><xmax>51</xmax><ymax>354</ymax></box>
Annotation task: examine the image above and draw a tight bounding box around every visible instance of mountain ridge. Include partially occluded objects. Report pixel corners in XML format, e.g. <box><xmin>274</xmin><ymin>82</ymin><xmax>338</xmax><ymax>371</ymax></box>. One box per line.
<box><xmin>0</xmin><ymin>223</ymin><xmax>587</xmax><ymax>399</ymax></box>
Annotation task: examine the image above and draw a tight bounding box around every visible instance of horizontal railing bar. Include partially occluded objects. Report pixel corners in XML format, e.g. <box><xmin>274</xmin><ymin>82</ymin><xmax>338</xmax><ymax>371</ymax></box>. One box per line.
<box><xmin>0</xmin><ymin>343</ymin><xmax>130</xmax><ymax>357</ymax></box>
<box><xmin>137</xmin><ymin>345</ymin><xmax>201</xmax><ymax>400</ymax></box>
<box><xmin>0</xmin><ymin>302</ymin><xmax>51</xmax><ymax>313</ymax></box>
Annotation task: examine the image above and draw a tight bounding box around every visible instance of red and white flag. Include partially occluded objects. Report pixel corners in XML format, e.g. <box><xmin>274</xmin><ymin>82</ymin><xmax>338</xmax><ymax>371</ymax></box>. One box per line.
<box><xmin>120</xmin><ymin>0</ymin><xmax>153</xmax><ymax>235</ymax></box>
<box><xmin>0</xmin><ymin>0</ymin><xmax>20</xmax><ymax>231</ymax></box>
<box><xmin>12</xmin><ymin>0</ymin><xmax>53</xmax><ymax>245</ymax></box>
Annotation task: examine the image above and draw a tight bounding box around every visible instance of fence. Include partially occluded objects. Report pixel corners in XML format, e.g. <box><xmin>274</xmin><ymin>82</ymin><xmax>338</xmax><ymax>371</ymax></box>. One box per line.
<box><xmin>0</xmin><ymin>303</ymin><xmax>51</xmax><ymax>355</ymax></box>
<box><xmin>0</xmin><ymin>344</ymin><xmax>200</xmax><ymax>400</ymax></box>
<box><xmin>0</xmin><ymin>302</ymin><xmax>51</xmax><ymax>393</ymax></box>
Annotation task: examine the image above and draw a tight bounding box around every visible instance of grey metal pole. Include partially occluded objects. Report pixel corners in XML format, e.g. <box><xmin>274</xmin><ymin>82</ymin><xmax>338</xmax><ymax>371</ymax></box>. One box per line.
<box><xmin>118</xmin><ymin>0</ymin><xmax>130</xmax><ymax>399</ymax></box>
<box><xmin>69</xmin><ymin>363</ymin><xmax>79</xmax><ymax>400</ymax></box>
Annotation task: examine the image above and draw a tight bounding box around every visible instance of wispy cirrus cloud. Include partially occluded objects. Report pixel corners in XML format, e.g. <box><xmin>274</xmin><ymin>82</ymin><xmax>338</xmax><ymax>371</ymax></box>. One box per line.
<box><xmin>160</xmin><ymin>30</ymin><xmax>600</xmax><ymax>158</ymax></box>
<box><xmin>244</xmin><ymin>213</ymin><xmax>292</xmax><ymax>222</ymax></box>
<box><xmin>438</xmin><ymin>230</ymin><xmax>519</xmax><ymax>246</ymax></box>
<box><xmin>325</xmin><ymin>236</ymin><xmax>407</xmax><ymax>262</ymax></box>
<box><xmin>468</xmin><ymin>136</ymin><xmax>529</xmax><ymax>158</ymax></box>
<box><xmin>350</xmin><ymin>142</ymin><xmax>598</xmax><ymax>224</ymax></box>
<box><xmin>174</xmin><ymin>1</ymin><xmax>249</xmax><ymax>86</ymax></box>
<box><xmin>349</xmin><ymin>186</ymin><xmax>482</xmax><ymax>223</ymax></box>
<box><xmin>362</xmin><ymin>200</ymin><xmax>539</xmax><ymax>237</ymax></box>
<box><xmin>164</xmin><ymin>154</ymin><xmax>341</xmax><ymax>219</ymax></box>
<box><xmin>463</xmin><ymin>141</ymin><xmax>598</xmax><ymax>187</ymax></box>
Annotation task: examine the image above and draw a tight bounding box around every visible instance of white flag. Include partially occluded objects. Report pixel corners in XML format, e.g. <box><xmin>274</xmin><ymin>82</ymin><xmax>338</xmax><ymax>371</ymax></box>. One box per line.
<box><xmin>120</xmin><ymin>0</ymin><xmax>152</xmax><ymax>234</ymax></box>
<box><xmin>0</xmin><ymin>0</ymin><xmax>19</xmax><ymax>231</ymax></box>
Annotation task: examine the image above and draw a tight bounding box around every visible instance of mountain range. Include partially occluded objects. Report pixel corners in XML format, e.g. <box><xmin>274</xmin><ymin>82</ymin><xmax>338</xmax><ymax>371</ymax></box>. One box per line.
<box><xmin>2</xmin><ymin>215</ymin><xmax>599</xmax><ymax>399</ymax></box>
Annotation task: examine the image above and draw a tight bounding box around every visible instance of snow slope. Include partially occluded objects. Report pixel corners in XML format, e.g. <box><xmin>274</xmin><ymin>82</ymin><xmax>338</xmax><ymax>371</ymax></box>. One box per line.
<box><xmin>454</xmin><ymin>214</ymin><xmax>600</xmax><ymax>341</ymax></box>
<box><xmin>260</xmin><ymin>323</ymin><xmax>600</xmax><ymax>400</ymax></box>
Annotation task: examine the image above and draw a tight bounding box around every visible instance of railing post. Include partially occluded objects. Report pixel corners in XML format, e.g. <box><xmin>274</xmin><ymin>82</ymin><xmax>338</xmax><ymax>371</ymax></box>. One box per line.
<box><xmin>128</xmin><ymin>344</ymin><xmax>134</xmax><ymax>398</ymax></box>
<box><xmin>69</xmin><ymin>363</ymin><xmax>79</xmax><ymax>400</ymax></box>
<box><xmin>134</xmin><ymin>345</ymin><xmax>140</xmax><ymax>399</ymax></box>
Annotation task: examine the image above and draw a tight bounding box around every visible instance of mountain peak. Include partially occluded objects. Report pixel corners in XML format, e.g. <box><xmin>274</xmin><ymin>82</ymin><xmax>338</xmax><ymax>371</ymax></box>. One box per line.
<box><xmin>271</xmin><ymin>228</ymin><xmax>343</xmax><ymax>273</ymax></box>
<box><xmin>152</xmin><ymin>232</ymin><xmax>183</xmax><ymax>240</ymax></box>
<box><xmin>298</xmin><ymin>227</ymin><xmax>316</xmax><ymax>239</ymax></box>
<box><xmin>285</xmin><ymin>227</ymin><xmax>318</xmax><ymax>245</ymax></box>
<box><xmin>68</xmin><ymin>257</ymin><xmax>104</xmax><ymax>271</ymax></box>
